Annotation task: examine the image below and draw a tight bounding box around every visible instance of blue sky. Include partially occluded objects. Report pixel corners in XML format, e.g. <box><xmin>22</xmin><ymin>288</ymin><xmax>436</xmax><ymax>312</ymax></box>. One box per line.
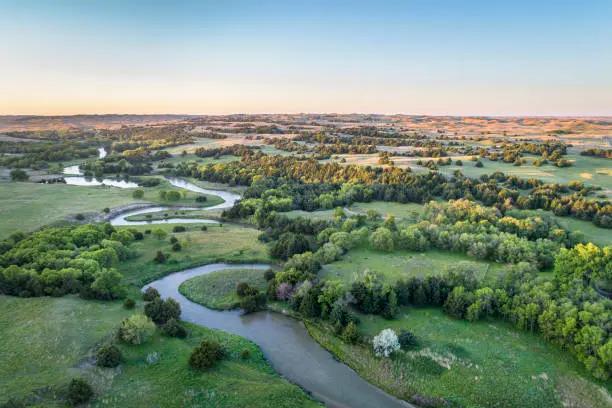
<box><xmin>1</xmin><ymin>0</ymin><xmax>611</xmax><ymax>115</ymax></box>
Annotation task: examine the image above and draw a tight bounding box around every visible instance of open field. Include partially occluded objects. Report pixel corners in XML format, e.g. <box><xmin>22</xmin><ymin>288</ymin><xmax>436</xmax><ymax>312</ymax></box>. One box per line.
<box><xmin>348</xmin><ymin>201</ymin><xmax>425</xmax><ymax>222</ymax></box>
<box><xmin>117</xmin><ymin>223</ymin><xmax>272</xmax><ymax>286</ymax></box>
<box><xmin>321</xmin><ymin>247</ymin><xmax>505</xmax><ymax>286</ymax></box>
<box><xmin>307</xmin><ymin>307</ymin><xmax>611</xmax><ymax>408</ymax></box>
<box><xmin>0</xmin><ymin>179</ymin><xmax>222</xmax><ymax>239</ymax></box>
<box><xmin>180</xmin><ymin>268</ymin><xmax>269</xmax><ymax>310</ymax></box>
<box><xmin>0</xmin><ymin>295</ymin><xmax>318</xmax><ymax>407</ymax></box>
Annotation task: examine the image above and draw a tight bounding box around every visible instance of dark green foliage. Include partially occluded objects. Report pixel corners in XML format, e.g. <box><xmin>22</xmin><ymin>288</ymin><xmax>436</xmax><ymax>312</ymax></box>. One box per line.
<box><xmin>195</xmin><ymin>195</ymin><xmax>207</xmax><ymax>202</ymax></box>
<box><xmin>9</xmin><ymin>169</ymin><xmax>28</xmax><ymax>181</ymax></box>
<box><xmin>153</xmin><ymin>250</ymin><xmax>167</xmax><ymax>263</ymax></box>
<box><xmin>270</xmin><ymin>232</ymin><xmax>310</xmax><ymax>260</ymax></box>
<box><xmin>67</xmin><ymin>378</ymin><xmax>93</xmax><ymax>406</ymax></box>
<box><xmin>200</xmin><ymin>225</ymin><xmax>208</xmax><ymax>231</ymax></box>
<box><xmin>263</xmin><ymin>269</ymin><xmax>276</xmax><ymax>281</ymax></box>
<box><xmin>144</xmin><ymin>297</ymin><xmax>181</xmax><ymax>325</ymax></box>
<box><xmin>240</xmin><ymin>292</ymin><xmax>267</xmax><ymax>314</ymax></box>
<box><xmin>142</xmin><ymin>287</ymin><xmax>160</xmax><ymax>301</ymax></box>
<box><xmin>161</xmin><ymin>318</ymin><xmax>187</xmax><ymax>338</ymax></box>
<box><xmin>123</xmin><ymin>298</ymin><xmax>135</xmax><ymax>309</ymax></box>
<box><xmin>189</xmin><ymin>340</ymin><xmax>224</xmax><ymax>370</ymax></box>
<box><xmin>172</xmin><ymin>225</ymin><xmax>186</xmax><ymax>233</ymax></box>
<box><xmin>240</xmin><ymin>349</ymin><xmax>251</xmax><ymax>359</ymax></box>
<box><xmin>96</xmin><ymin>344</ymin><xmax>122</xmax><ymax>368</ymax></box>
<box><xmin>236</xmin><ymin>282</ymin><xmax>257</xmax><ymax>297</ymax></box>
<box><xmin>172</xmin><ymin>242</ymin><xmax>182</xmax><ymax>251</ymax></box>
<box><xmin>169</xmin><ymin>236</ymin><xmax>178</xmax><ymax>244</ymax></box>
<box><xmin>398</xmin><ymin>330</ymin><xmax>417</xmax><ymax>349</ymax></box>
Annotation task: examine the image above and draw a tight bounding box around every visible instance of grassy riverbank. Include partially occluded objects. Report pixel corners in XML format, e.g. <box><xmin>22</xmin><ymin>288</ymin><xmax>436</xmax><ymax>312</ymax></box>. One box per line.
<box><xmin>179</xmin><ymin>268</ymin><xmax>269</xmax><ymax>310</ymax></box>
<box><xmin>306</xmin><ymin>307</ymin><xmax>612</xmax><ymax>408</ymax></box>
<box><xmin>117</xmin><ymin>223</ymin><xmax>273</xmax><ymax>286</ymax></box>
<box><xmin>0</xmin><ymin>295</ymin><xmax>320</xmax><ymax>407</ymax></box>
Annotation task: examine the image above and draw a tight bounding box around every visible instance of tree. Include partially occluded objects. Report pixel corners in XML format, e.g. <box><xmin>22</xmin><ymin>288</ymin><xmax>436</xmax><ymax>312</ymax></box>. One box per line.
<box><xmin>117</xmin><ymin>314</ymin><xmax>155</xmax><ymax>345</ymax></box>
<box><xmin>342</xmin><ymin>321</ymin><xmax>360</xmax><ymax>344</ymax></box>
<box><xmin>270</xmin><ymin>232</ymin><xmax>310</xmax><ymax>260</ymax></box>
<box><xmin>152</xmin><ymin>228</ymin><xmax>167</xmax><ymax>240</ymax></box>
<box><xmin>144</xmin><ymin>297</ymin><xmax>181</xmax><ymax>325</ymax></box>
<box><xmin>90</xmin><ymin>268</ymin><xmax>125</xmax><ymax>300</ymax></box>
<box><xmin>132</xmin><ymin>189</ymin><xmax>144</xmax><ymax>199</ymax></box>
<box><xmin>398</xmin><ymin>329</ymin><xmax>417</xmax><ymax>349</ymax></box>
<box><xmin>10</xmin><ymin>169</ymin><xmax>28</xmax><ymax>181</ymax></box>
<box><xmin>67</xmin><ymin>378</ymin><xmax>93</xmax><ymax>406</ymax></box>
<box><xmin>166</xmin><ymin>190</ymin><xmax>181</xmax><ymax>201</ymax></box>
<box><xmin>96</xmin><ymin>344</ymin><xmax>122</xmax><ymax>367</ymax></box>
<box><xmin>161</xmin><ymin>318</ymin><xmax>187</xmax><ymax>338</ymax></box>
<box><xmin>373</xmin><ymin>328</ymin><xmax>400</xmax><ymax>357</ymax></box>
<box><xmin>153</xmin><ymin>250</ymin><xmax>167</xmax><ymax>263</ymax></box>
<box><xmin>142</xmin><ymin>287</ymin><xmax>160</xmax><ymax>301</ymax></box>
<box><xmin>369</xmin><ymin>227</ymin><xmax>394</xmax><ymax>252</ymax></box>
<box><xmin>189</xmin><ymin>340</ymin><xmax>224</xmax><ymax>370</ymax></box>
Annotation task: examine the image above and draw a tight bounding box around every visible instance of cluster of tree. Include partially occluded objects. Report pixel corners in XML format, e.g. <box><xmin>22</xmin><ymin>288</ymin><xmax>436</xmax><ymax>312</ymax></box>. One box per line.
<box><xmin>0</xmin><ymin>140</ymin><xmax>100</xmax><ymax>169</ymax></box>
<box><xmin>177</xmin><ymin>152</ymin><xmax>611</xmax><ymax>228</ymax></box>
<box><xmin>194</xmin><ymin>144</ymin><xmax>258</xmax><ymax>158</ymax></box>
<box><xmin>581</xmin><ymin>148</ymin><xmax>612</xmax><ymax>159</ymax></box>
<box><xmin>0</xmin><ymin>224</ymin><xmax>134</xmax><ymax>299</ymax></box>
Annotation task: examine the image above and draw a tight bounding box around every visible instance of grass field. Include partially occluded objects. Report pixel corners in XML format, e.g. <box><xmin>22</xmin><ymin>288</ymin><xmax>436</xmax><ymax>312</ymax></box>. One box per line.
<box><xmin>0</xmin><ymin>178</ymin><xmax>224</xmax><ymax>239</ymax></box>
<box><xmin>179</xmin><ymin>268</ymin><xmax>269</xmax><ymax>310</ymax></box>
<box><xmin>118</xmin><ymin>223</ymin><xmax>272</xmax><ymax>286</ymax></box>
<box><xmin>321</xmin><ymin>247</ymin><xmax>504</xmax><ymax>286</ymax></box>
<box><xmin>307</xmin><ymin>307</ymin><xmax>611</xmax><ymax>408</ymax></box>
<box><xmin>0</xmin><ymin>295</ymin><xmax>319</xmax><ymax>407</ymax></box>
<box><xmin>348</xmin><ymin>201</ymin><xmax>425</xmax><ymax>222</ymax></box>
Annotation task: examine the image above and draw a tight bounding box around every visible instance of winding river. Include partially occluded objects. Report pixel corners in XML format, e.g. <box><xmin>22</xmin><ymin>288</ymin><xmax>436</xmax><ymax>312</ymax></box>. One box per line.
<box><xmin>145</xmin><ymin>264</ymin><xmax>411</xmax><ymax>408</ymax></box>
<box><xmin>65</xmin><ymin>150</ymin><xmax>412</xmax><ymax>407</ymax></box>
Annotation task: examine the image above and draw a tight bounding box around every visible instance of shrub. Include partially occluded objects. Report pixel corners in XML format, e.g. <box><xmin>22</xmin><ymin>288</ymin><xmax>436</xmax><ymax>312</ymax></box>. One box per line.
<box><xmin>144</xmin><ymin>297</ymin><xmax>181</xmax><ymax>325</ymax></box>
<box><xmin>144</xmin><ymin>229</ymin><xmax>151</xmax><ymax>234</ymax></box>
<box><xmin>189</xmin><ymin>340</ymin><xmax>224</xmax><ymax>370</ymax></box>
<box><xmin>240</xmin><ymin>348</ymin><xmax>251</xmax><ymax>359</ymax></box>
<box><xmin>123</xmin><ymin>298</ymin><xmax>136</xmax><ymax>309</ymax></box>
<box><xmin>372</xmin><ymin>328</ymin><xmax>400</xmax><ymax>357</ymax></box>
<box><xmin>152</xmin><ymin>228</ymin><xmax>167</xmax><ymax>240</ymax></box>
<box><xmin>342</xmin><ymin>321</ymin><xmax>360</xmax><ymax>344</ymax></box>
<box><xmin>172</xmin><ymin>242</ymin><xmax>182</xmax><ymax>251</ymax></box>
<box><xmin>117</xmin><ymin>314</ymin><xmax>155</xmax><ymax>345</ymax></box>
<box><xmin>236</xmin><ymin>282</ymin><xmax>257</xmax><ymax>297</ymax></box>
<box><xmin>10</xmin><ymin>169</ymin><xmax>28</xmax><ymax>182</ymax></box>
<box><xmin>132</xmin><ymin>189</ymin><xmax>144</xmax><ymax>199</ymax></box>
<box><xmin>96</xmin><ymin>344</ymin><xmax>122</xmax><ymax>367</ymax></box>
<box><xmin>153</xmin><ymin>250</ymin><xmax>167</xmax><ymax>263</ymax></box>
<box><xmin>133</xmin><ymin>231</ymin><xmax>144</xmax><ymax>240</ymax></box>
<box><xmin>172</xmin><ymin>225</ymin><xmax>186</xmax><ymax>233</ymax></box>
<box><xmin>475</xmin><ymin>160</ymin><xmax>484</xmax><ymax>168</ymax></box>
<box><xmin>67</xmin><ymin>378</ymin><xmax>93</xmax><ymax>406</ymax></box>
<box><xmin>195</xmin><ymin>195</ymin><xmax>207</xmax><ymax>202</ymax></box>
<box><xmin>161</xmin><ymin>318</ymin><xmax>187</xmax><ymax>338</ymax></box>
<box><xmin>201</xmin><ymin>225</ymin><xmax>208</xmax><ymax>231</ymax></box>
<box><xmin>142</xmin><ymin>287</ymin><xmax>160</xmax><ymax>301</ymax></box>
<box><xmin>398</xmin><ymin>329</ymin><xmax>417</xmax><ymax>349</ymax></box>
<box><xmin>170</xmin><ymin>236</ymin><xmax>178</xmax><ymax>244</ymax></box>
<box><xmin>75</xmin><ymin>213</ymin><xmax>85</xmax><ymax>221</ymax></box>
<box><xmin>264</xmin><ymin>269</ymin><xmax>276</xmax><ymax>281</ymax></box>
<box><xmin>103</xmin><ymin>207</ymin><xmax>110</xmax><ymax>214</ymax></box>
<box><xmin>240</xmin><ymin>292</ymin><xmax>267</xmax><ymax>313</ymax></box>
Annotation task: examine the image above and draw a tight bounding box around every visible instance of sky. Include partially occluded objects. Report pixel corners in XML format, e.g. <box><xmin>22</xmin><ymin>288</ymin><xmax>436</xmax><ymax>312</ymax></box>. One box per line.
<box><xmin>1</xmin><ymin>0</ymin><xmax>611</xmax><ymax>116</ymax></box>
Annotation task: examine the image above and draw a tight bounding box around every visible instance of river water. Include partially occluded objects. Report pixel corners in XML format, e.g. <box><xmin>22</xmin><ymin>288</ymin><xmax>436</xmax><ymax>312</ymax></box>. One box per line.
<box><xmin>145</xmin><ymin>264</ymin><xmax>411</xmax><ymax>408</ymax></box>
<box><xmin>62</xmin><ymin>147</ymin><xmax>140</xmax><ymax>188</ymax></box>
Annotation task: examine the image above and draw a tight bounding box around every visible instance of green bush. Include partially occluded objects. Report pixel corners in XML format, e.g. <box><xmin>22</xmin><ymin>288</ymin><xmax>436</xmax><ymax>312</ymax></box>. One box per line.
<box><xmin>398</xmin><ymin>329</ymin><xmax>417</xmax><ymax>349</ymax></box>
<box><xmin>96</xmin><ymin>344</ymin><xmax>122</xmax><ymax>367</ymax></box>
<box><xmin>342</xmin><ymin>321</ymin><xmax>360</xmax><ymax>344</ymax></box>
<box><xmin>117</xmin><ymin>314</ymin><xmax>155</xmax><ymax>345</ymax></box>
<box><xmin>161</xmin><ymin>318</ymin><xmax>187</xmax><ymax>338</ymax></box>
<box><xmin>67</xmin><ymin>378</ymin><xmax>93</xmax><ymax>406</ymax></box>
<box><xmin>123</xmin><ymin>298</ymin><xmax>135</xmax><ymax>309</ymax></box>
<box><xmin>142</xmin><ymin>287</ymin><xmax>160</xmax><ymax>301</ymax></box>
<box><xmin>189</xmin><ymin>340</ymin><xmax>224</xmax><ymax>370</ymax></box>
<box><xmin>144</xmin><ymin>297</ymin><xmax>181</xmax><ymax>325</ymax></box>
<box><xmin>240</xmin><ymin>349</ymin><xmax>251</xmax><ymax>359</ymax></box>
<box><xmin>172</xmin><ymin>225</ymin><xmax>186</xmax><ymax>233</ymax></box>
<box><xmin>264</xmin><ymin>269</ymin><xmax>276</xmax><ymax>281</ymax></box>
<box><xmin>153</xmin><ymin>250</ymin><xmax>167</xmax><ymax>263</ymax></box>
<box><xmin>172</xmin><ymin>242</ymin><xmax>182</xmax><ymax>251</ymax></box>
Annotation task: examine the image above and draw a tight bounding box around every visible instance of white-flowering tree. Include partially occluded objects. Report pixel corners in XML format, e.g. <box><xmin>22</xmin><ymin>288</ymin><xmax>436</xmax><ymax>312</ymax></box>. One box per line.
<box><xmin>372</xmin><ymin>328</ymin><xmax>400</xmax><ymax>357</ymax></box>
